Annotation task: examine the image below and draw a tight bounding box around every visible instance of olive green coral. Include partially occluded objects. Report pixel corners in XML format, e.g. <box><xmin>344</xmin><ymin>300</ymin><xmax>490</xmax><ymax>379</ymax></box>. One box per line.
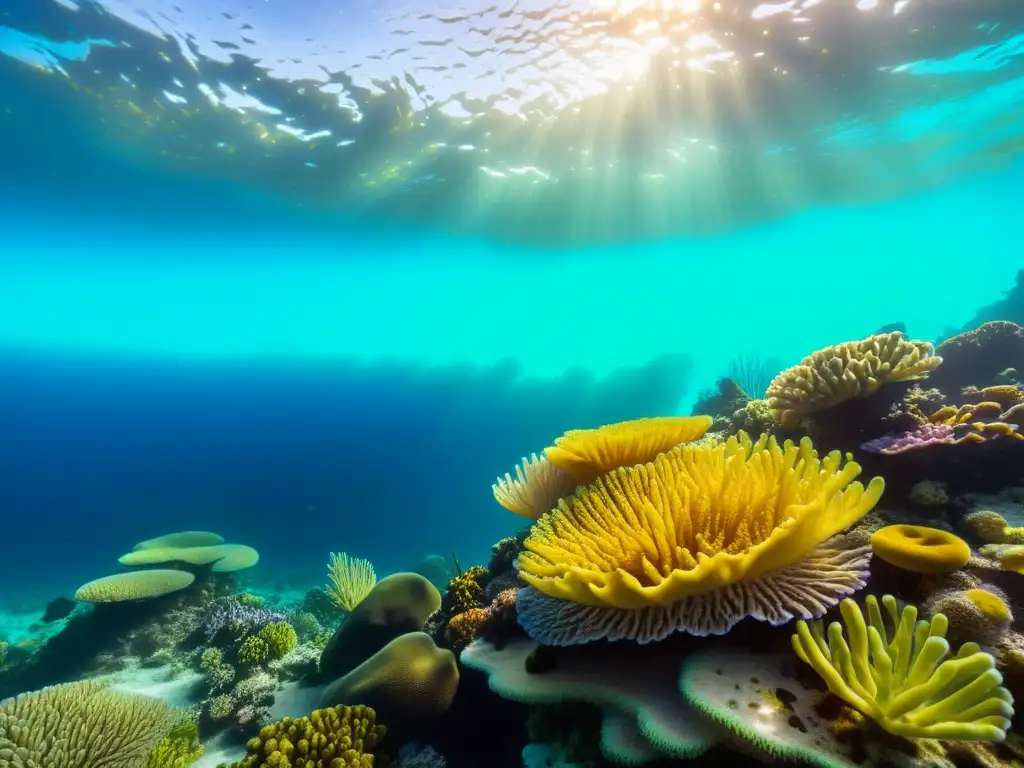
<box><xmin>238</xmin><ymin>621</ymin><xmax>298</xmax><ymax>665</ymax></box>
<box><xmin>145</xmin><ymin>717</ymin><xmax>204</xmax><ymax>768</ymax></box>
<box><xmin>792</xmin><ymin>594</ymin><xmax>1014</xmax><ymax>741</ymax></box>
<box><xmin>0</xmin><ymin>679</ymin><xmax>181</xmax><ymax>767</ymax></box>
<box><xmin>74</xmin><ymin>570</ymin><xmax>196</xmax><ymax>603</ymax></box>
<box><xmin>231</xmin><ymin>704</ymin><xmax>385</xmax><ymax>768</ymax></box>
<box><xmin>767</xmin><ymin>332</ymin><xmax>942</xmax><ymax>427</ymax></box>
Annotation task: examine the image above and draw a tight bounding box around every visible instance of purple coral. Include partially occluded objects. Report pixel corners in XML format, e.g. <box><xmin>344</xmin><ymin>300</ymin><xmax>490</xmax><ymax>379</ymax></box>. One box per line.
<box><xmin>200</xmin><ymin>598</ymin><xmax>285</xmax><ymax>641</ymax></box>
<box><xmin>861</xmin><ymin>423</ymin><xmax>955</xmax><ymax>454</ymax></box>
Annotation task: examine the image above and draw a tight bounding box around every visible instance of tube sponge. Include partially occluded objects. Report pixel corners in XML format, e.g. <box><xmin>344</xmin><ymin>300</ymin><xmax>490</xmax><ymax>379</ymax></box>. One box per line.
<box><xmin>792</xmin><ymin>594</ymin><xmax>1014</xmax><ymax>741</ymax></box>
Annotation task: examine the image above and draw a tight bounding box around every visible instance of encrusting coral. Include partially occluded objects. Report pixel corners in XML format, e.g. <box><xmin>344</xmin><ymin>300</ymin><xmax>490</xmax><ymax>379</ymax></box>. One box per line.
<box><xmin>792</xmin><ymin>594</ymin><xmax>1014</xmax><ymax>741</ymax></box>
<box><xmin>766</xmin><ymin>331</ymin><xmax>942</xmax><ymax>428</ymax></box>
<box><xmin>326</xmin><ymin>553</ymin><xmax>377</xmax><ymax>612</ymax></box>
<box><xmin>869</xmin><ymin>525</ymin><xmax>971</xmax><ymax>574</ymax></box>
<box><xmin>515</xmin><ymin>431</ymin><xmax>883</xmax><ymax>644</ymax></box>
<box><xmin>230</xmin><ymin>704</ymin><xmax>385</xmax><ymax>768</ymax></box>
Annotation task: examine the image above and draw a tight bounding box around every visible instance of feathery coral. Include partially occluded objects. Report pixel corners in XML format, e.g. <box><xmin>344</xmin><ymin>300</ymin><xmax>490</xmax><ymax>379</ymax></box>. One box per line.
<box><xmin>231</xmin><ymin>705</ymin><xmax>385</xmax><ymax>768</ymax></box>
<box><xmin>0</xmin><ymin>680</ymin><xmax>179</xmax><ymax>767</ymax></box>
<box><xmin>492</xmin><ymin>452</ymin><xmax>577</xmax><ymax>519</ymax></box>
<box><xmin>543</xmin><ymin>416</ymin><xmax>712</xmax><ymax>485</ymax></box>
<box><xmin>327</xmin><ymin>553</ymin><xmax>377</xmax><ymax>612</ymax></box>
<box><xmin>869</xmin><ymin>525</ymin><xmax>971</xmax><ymax>574</ymax></box>
<box><xmin>517</xmin><ymin>432</ymin><xmax>883</xmax><ymax>644</ymax></box>
<box><xmin>792</xmin><ymin>594</ymin><xmax>1014</xmax><ymax>741</ymax></box>
<box><xmin>766</xmin><ymin>332</ymin><xmax>942</xmax><ymax>427</ymax></box>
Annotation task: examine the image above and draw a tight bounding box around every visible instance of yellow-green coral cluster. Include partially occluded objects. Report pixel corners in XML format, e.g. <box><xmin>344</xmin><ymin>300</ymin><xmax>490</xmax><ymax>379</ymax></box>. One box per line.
<box><xmin>792</xmin><ymin>594</ymin><xmax>1013</xmax><ymax>741</ymax></box>
<box><xmin>231</xmin><ymin>705</ymin><xmax>385</xmax><ymax>768</ymax></box>
<box><xmin>326</xmin><ymin>553</ymin><xmax>377</xmax><ymax>612</ymax></box>
<box><xmin>446</xmin><ymin>566</ymin><xmax>489</xmax><ymax>615</ymax></box>
<box><xmin>238</xmin><ymin>621</ymin><xmax>298</xmax><ymax>665</ymax></box>
<box><xmin>146</xmin><ymin>717</ymin><xmax>204</xmax><ymax>768</ymax></box>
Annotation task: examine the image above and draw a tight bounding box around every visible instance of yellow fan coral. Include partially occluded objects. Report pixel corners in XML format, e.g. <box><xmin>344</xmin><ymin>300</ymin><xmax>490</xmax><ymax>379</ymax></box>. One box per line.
<box><xmin>516</xmin><ymin>432</ymin><xmax>884</xmax><ymax>644</ymax></box>
<box><xmin>766</xmin><ymin>332</ymin><xmax>942</xmax><ymax>427</ymax></box>
<box><xmin>492</xmin><ymin>452</ymin><xmax>577</xmax><ymax>519</ymax></box>
<box><xmin>327</xmin><ymin>553</ymin><xmax>377</xmax><ymax>612</ymax></box>
<box><xmin>792</xmin><ymin>594</ymin><xmax>1014</xmax><ymax>741</ymax></box>
<box><xmin>543</xmin><ymin>416</ymin><xmax>713</xmax><ymax>485</ymax></box>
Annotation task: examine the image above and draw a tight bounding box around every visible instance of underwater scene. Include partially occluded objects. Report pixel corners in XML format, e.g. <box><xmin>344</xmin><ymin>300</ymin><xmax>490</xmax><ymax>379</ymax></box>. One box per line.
<box><xmin>3</xmin><ymin>0</ymin><xmax>1024</xmax><ymax>765</ymax></box>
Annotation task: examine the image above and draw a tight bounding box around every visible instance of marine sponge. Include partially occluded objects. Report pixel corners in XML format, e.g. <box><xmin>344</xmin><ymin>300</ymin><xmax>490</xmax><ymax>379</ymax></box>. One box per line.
<box><xmin>792</xmin><ymin>593</ymin><xmax>1014</xmax><ymax>741</ymax></box>
<box><xmin>320</xmin><ymin>632</ymin><xmax>458</xmax><ymax>725</ymax></box>
<box><xmin>492</xmin><ymin>453</ymin><xmax>578</xmax><ymax>519</ymax></box>
<box><xmin>766</xmin><ymin>331</ymin><xmax>942</xmax><ymax>427</ymax></box>
<box><xmin>516</xmin><ymin>432</ymin><xmax>883</xmax><ymax>644</ymax></box>
<box><xmin>327</xmin><ymin>553</ymin><xmax>377</xmax><ymax>612</ymax></box>
<box><xmin>869</xmin><ymin>524</ymin><xmax>971</xmax><ymax>574</ymax></box>
<box><xmin>0</xmin><ymin>679</ymin><xmax>180</xmax><ymax>767</ymax></box>
<box><xmin>926</xmin><ymin>587</ymin><xmax>1013</xmax><ymax>647</ymax></box>
<box><xmin>231</xmin><ymin>704</ymin><xmax>385</xmax><ymax>768</ymax></box>
<box><xmin>543</xmin><ymin>416</ymin><xmax>712</xmax><ymax>485</ymax></box>
<box><xmin>75</xmin><ymin>570</ymin><xmax>196</xmax><ymax>603</ymax></box>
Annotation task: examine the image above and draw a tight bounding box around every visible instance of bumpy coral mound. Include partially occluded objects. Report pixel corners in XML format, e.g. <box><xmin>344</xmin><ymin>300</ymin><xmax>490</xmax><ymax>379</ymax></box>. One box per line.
<box><xmin>0</xmin><ymin>680</ymin><xmax>179</xmax><ymax>767</ymax></box>
<box><xmin>231</xmin><ymin>705</ymin><xmax>385</xmax><ymax>768</ymax></box>
<box><xmin>74</xmin><ymin>570</ymin><xmax>196</xmax><ymax>603</ymax></box>
<box><xmin>544</xmin><ymin>416</ymin><xmax>713</xmax><ymax>485</ymax></box>
<box><xmin>318</xmin><ymin>574</ymin><xmax>441</xmax><ymax>682</ymax></box>
<box><xmin>869</xmin><ymin>525</ymin><xmax>971</xmax><ymax>574</ymax></box>
<box><xmin>132</xmin><ymin>531</ymin><xmax>225</xmax><ymax>550</ymax></box>
<box><xmin>932</xmin><ymin>321</ymin><xmax>1024</xmax><ymax>393</ymax></box>
<box><xmin>516</xmin><ymin>432</ymin><xmax>883</xmax><ymax>644</ymax></box>
<box><xmin>792</xmin><ymin>594</ymin><xmax>1014</xmax><ymax>741</ymax></box>
<box><xmin>239</xmin><ymin>621</ymin><xmax>299</xmax><ymax>665</ymax></box>
<box><xmin>766</xmin><ymin>332</ymin><xmax>942</xmax><ymax>427</ymax></box>
<box><xmin>320</xmin><ymin>632</ymin><xmax>458</xmax><ymax>725</ymax></box>
<box><xmin>118</xmin><ymin>544</ymin><xmax>259</xmax><ymax>572</ymax></box>
<box><xmin>492</xmin><ymin>453</ymin><xmax>578</xmax><ymax>519</ymax></box>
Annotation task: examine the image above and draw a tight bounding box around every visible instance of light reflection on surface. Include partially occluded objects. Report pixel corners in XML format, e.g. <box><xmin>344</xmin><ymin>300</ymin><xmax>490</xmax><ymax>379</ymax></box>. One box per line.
<box><xmin>0</xmin><ymin>0</ymin><xmax>1022</xmax><ymax>244</ymax></box>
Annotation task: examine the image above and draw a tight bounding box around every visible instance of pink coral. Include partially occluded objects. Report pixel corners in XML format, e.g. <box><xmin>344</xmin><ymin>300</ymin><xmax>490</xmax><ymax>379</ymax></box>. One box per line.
<box><xmin>861</xmin><ymin>423</ymin><xmax>955</xmax><ymax>454</ymax></box>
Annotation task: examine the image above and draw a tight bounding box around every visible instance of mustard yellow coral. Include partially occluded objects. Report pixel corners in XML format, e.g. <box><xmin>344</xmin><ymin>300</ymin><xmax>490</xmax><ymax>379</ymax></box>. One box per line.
<box><xmin>766</xmin><ymin>331</ymin><xmax>942</xmax><ymax>427</ymax></box>
<box><xmin>870</xmin><ymin>525</ymin><xmax>971</xmax><ymax>574</ymax></box>
<box><xmin>516</xmin><ymin>432</ymin><xmax>883</xmax><ymax>643</ymax></box>
<box><xmin>543</xmin><ymin>416</ymin><xmax>712</xmax><ymax>485</ymax></box>
<box><xmin>966</xmin><ymin>589</ymin><xmax>1013</xmax><ymax>623</ymax></box>
<box><xmin>231</xmin><ymin>705</ymin><xmax>385</xmax><ymax>768</ymax></box>
<box><xmin>793</xmin><ymin>594</ymin><xmax>1014</xmax><ymax>741</ymax></box>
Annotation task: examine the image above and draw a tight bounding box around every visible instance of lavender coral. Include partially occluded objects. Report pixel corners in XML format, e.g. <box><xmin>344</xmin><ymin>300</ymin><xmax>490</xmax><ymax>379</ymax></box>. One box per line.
<box><xmin>199</xmin><ymin>598</ymin><xmax>286</xmax><ymax>642</ymax></box>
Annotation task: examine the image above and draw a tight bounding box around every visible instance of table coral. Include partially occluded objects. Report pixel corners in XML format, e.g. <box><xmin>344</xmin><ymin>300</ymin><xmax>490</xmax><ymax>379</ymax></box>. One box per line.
<box><xmin>515</xmin><ymin>431</ymin><xmax>882</xmax><ymax>644</ymax></box>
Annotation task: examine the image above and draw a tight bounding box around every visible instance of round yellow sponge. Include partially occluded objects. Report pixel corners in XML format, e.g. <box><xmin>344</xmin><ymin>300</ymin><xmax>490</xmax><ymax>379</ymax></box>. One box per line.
<box><xmin>870</xmin><ymin>524</ymin><xmax>970</xmax><ymax>574</ymax></box>
<box><xmin>75</xmin><ymin>570</ymin><xmax>195</xmax><ymax>602</ymax></box>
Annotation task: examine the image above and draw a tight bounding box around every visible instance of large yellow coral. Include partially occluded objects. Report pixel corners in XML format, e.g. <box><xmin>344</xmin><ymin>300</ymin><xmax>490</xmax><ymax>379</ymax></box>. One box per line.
<box><xmin>516</xmin><ymin>432</ymin><xmax>884</xmax><ymax>644</ymax></box>
<box><xmin>766</xmin><ymin>332</ymin><xmax>942</xmax><ymax>427</ymax></box>
<box><xmin>793</xmin><ymin>594</ymin><xmax>1014</xmax><ymax>741</ymax></box>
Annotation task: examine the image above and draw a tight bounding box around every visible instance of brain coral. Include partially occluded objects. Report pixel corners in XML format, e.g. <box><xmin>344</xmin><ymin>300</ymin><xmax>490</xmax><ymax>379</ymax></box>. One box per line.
<box><xmin>74</xmin><ymin>570</ymin><xmax>196</xmax><ymax>603</ymax></box>
<box><xmin>766</xmin><ymin>331</ymin><xmax>942</xmax><ymax>427</ymax></box>
<box><xmin>0</xmin><ymin>680</ymin><xmax>178</xmax><ymax>767</ymax></box>
<box><xmin>516</xmin><ymin>432</ymin><xmax>883</xmax><ymax>644</ymax></box>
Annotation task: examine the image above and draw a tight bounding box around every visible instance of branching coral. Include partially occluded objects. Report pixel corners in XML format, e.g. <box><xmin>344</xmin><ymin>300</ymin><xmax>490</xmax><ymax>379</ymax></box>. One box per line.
<box><xmin>766</xmin><ymin>331</ymin><xmax>942</xmax><ymax>427</ymax></box>
<box><xmin>231</xmin><ymin>705</ymin><xmax>385</xmax><ymax>768</ymax></box>
<box><xmin>516</xmin><ymin>432</ymin><xmax>883</xmax><ymax>644</ymax></box>
<box><xmin>327</xmin><ymin>553</ymin><xmax>377</xmax><ymax>612</ymax></box>
<box><xmin>792</xmin><ymin>594</ymin><xmax>1014</xmax><ymax>741</ymax></box>
<box><xmin>0</xmin><ymin>680</ymin><xmax>182</xmax><ymax>767</ymax></box>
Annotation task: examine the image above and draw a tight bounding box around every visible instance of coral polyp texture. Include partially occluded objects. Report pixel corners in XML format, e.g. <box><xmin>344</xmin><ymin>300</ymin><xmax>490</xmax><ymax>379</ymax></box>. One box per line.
<box><xmin>766</xmin><ymin>331</ymin><xmax>942</xmax><ymax>427</ymax></box>
<box><xmin>492</xmin><ymin>452</ymin><xmax>577</xmax><ymax>519</ymax></box>
<box><xmin>230</xmin><ymin>704</ymin><xmax>385</xmax><ymax>768</ymax></box>
<box><xmin>543</xmin><ymin>415</ymin><xmax>713</xmax><ymax>485</ymax></box>
<box><xmin>792</xmin><ymin>594</ymin><xmax>1014</xmax><ymax>741</ymax></box>
<box><xmin>74</xmin><ymin>569</ymin><xmax>196</xmax><ymax>603</ymax></box>
<box><xmin>515</xmin><ymin>431</ymin><xmax>884</xmax><ymax>644</ymax></box>
<box><xmin>0</xmin><ymin>679</ymin><xmax>184</xmax><ymax>767</ymax></box>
